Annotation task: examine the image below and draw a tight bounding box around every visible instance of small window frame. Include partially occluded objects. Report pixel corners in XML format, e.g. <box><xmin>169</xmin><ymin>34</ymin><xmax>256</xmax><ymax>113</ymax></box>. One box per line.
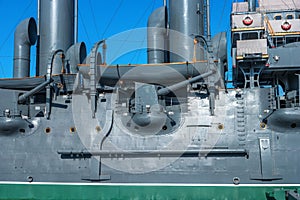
<box><xmin>286</xmin><ymin>14</ymin><xmax>294</xmax><ymax>20</ymax></box>
<box><xmin>274</xmin><ymin>15</ymin><xmax>282</xmax><ymax>20</ymax></box>
<box><xmin>241</xmin><ymin>32</ymin><xmax>259</xmax><ymax>40</ymax></box>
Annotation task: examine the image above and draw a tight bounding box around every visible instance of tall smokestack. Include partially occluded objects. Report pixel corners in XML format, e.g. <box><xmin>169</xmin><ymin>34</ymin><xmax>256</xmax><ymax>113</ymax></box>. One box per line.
<box><xmin>168</xmin><ymin>0</ymin><xmax>205</xmax><ymax>62</ymax></box>
<box><xmin>37</xmin><ymin>0</ymin><xmax>75</xmax><ymax>76</ymax></box>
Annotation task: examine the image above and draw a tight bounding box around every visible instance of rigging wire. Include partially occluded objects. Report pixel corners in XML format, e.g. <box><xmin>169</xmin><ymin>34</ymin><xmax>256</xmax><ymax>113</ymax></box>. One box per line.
<box><xmin>111</xmin><ymin>0</ymin><xmax>157</xmax><ymax>64</ymax></box>
<box><xmin>101</xmin><ymin>0</ymin><xmax>124</xmax><ymax>39</ymax></box>
<box><xmin>0</xmin><ymin>0</ymin><xmax>34</xmax><ymax>78</ymax></box>
<box><xmin>88</xmin><ymin>0</ymin><xmax>101</xmax><ymax>38</ymax></box>
<box><xmin>0</xmin><ymin>0</ymin><xmax>34</xmax><ymax>52</ymax></box>
<box><xmin>291</xmin><ymin>0</ymin><xmax>297</xmax><ymax>9</ymax></box>
<box><xmin>133</xmin><ymin>0</ymin><xmax>156</xmax><ymax>28</ymax></box>
<box><xmin>279</xmin><ymin>0</ymin><xmax>291</xmax><ymax>10</ymax></box>
<box><xmin>130</xmin><ymin>0</ymin><xmax>157</xmax><ymax>64</ymax></box>
<box><xmin>258</xmin><ymin>0</ymin><xmax>265</xmax><ymax>10</ymax></box>
<box><xmin>0</xmin><ymin>62</ymin><xmax>6</xmax><ymax>77</ymax></box>
<box><xmin>78</xmin><ymin>10</ymin><xmax>92</xmax><ymax>47</ymax></box>
<box><xmin>216</xmin><ymin>0</ymin><xmax>229</xmax><ymax>32</ymax></box>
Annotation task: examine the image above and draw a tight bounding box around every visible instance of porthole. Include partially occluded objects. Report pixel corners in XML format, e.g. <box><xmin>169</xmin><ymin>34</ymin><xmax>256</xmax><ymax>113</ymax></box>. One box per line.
<box><xmin>70</xmin><ymin>127</ymin><xmax>76</xmax><ymax>133</ymax></box>
<box><xmin>27</xmin><ymin>176</ymin><xmax>33</xmax><ymax>183</ymax></box>
<box><xmin>95</xmin><ymin>126</ymin><xmax>101</xmax><ymax>132</ymax></box>
<box><xmin>19</xmin><ymin>129</ymin><xmax>26</xmax><ymax>133</ymax></box>
<box><xmin>260</xmin><ymin>122</ymin><xmax>267</xmax><ymax>130</ymax></box>
<box><xmin>218</xmin><ymin>124</ymin><xmax>224</xmax><ymax>130</ymax></box>
<box><xmin>45</xmin><ymin>127</ymin><xmax>51</xmax><ymax>134</ymax></box>
<box><xmin>233</xmin><ymin>177</ymin><xmax>240</xmax><ymax>185</ymax></box>
<box><xmin>291</xmin><ymin>123</ymin><xmax>297</xmax><ymax>128</ymax></box>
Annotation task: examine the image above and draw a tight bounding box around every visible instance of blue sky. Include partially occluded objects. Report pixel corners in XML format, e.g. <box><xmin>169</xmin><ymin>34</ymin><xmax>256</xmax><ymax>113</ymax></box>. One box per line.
<box><xmin>0</xmin><ymin>0</ymin><xmax>234</xmax><ymax>78</ymax></box>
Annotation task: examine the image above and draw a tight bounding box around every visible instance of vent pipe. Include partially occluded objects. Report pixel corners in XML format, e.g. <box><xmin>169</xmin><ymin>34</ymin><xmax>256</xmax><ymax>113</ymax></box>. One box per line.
<box><xmin>38</xmin><ymin>0</ymin><xmax>75</xmax><ymax>76</ymax></box>
<box><xmin>248</xmin><ymin>0</ymin><xmax>256</xmax><ymax>12</ymax></box>
<box><xmin>13</xmin><ymin>18</ymin><xmax>37</xmax><ymax>78</ymax></box>
<box><xmin>66</xmin><ymin>42</ymin><xmax>87</xmax><ymax>73</ymax></box>
<box><xmin>147</xmin><ymin>6</ymin><xmax>168</xmax><ymax>64</ymax></box>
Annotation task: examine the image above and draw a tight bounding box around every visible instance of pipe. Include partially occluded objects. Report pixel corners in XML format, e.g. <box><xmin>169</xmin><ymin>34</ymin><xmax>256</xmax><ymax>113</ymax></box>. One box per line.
<box><xmin>206</xmin><ymin>0</ymin><xmax>211</xmax><ymax>38</ymax></box>
<box><xmin>37</xmin><ymin>0</ymin><xmax>40</xmax><ymax>35</ymax></box>
<box><xmin>147</xmin><ymin>6</ymin><xmax>168</xmax><ymax>64</ymax></box>
<box><xmin>13</xmin><ymin>18</ymin><xmax>37</xmax><ymax>78</ymax></box>
<box><xmin>46</xmin><ymin>49</ymin><xmax>64</xmax><ymax>119</ymax></box>
<box><xmin>248</xmin><ymin>0</ymin><xmax>256</xmax><ymax>12</ymax></box>
<box><xmin>58</xmin><ymin>149</ymin><xmax>249</xmax><ymax>159</ymax></box>
<box><xmin>157</xmin><ymin>70</ymin><xmax>215</xmax><ymax>96</ymax></box>
<box><xmin>74</xmin><ymin>0</ymin><xmax>78</xmax><ymax>43</ymax></box>
<box><xmin>78</xmin><ymin>62</ymin><xmax>211</xmax><ymax>88</ymax></box>
<box><xmin>36</xmin><ymin>0</ymin><xmax>40</xmax><ymax>76</ymax></box>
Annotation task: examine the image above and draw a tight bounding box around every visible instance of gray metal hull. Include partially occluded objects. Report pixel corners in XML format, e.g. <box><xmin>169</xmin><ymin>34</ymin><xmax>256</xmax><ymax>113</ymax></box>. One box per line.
<box><xmin>0</xmin><ymin>86</ymin><xmax>299</xmax><ymax>184</ymax></box>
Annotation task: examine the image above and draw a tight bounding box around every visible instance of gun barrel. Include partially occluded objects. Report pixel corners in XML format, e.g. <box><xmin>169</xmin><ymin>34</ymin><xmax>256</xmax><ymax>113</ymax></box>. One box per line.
<box><xmin>157</xmin><ymin>70</ymin><xmax>214</xmax><ymax>96</ymax></box>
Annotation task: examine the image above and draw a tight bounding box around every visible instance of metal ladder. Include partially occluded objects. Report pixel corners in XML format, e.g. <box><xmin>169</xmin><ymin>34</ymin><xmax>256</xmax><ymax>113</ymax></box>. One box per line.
<box><xmin>236</xmin><ymin>91</ymin><xmax>246</xmax><ymax>146</ymax></box>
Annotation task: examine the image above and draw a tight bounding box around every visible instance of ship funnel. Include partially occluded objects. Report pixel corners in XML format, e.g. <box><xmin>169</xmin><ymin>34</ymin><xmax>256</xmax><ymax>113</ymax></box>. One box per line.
<box><xmin>169</xmin><ymin>0</ymin><xmax>204</xmax><ymax>62</ymax></box>
<box><xmin>13</xmin><ymin>17</ymin><xmax>37</xmax><ymax>78</ymax></box>
<box><xmin>147</xmin><ymin>6</ymin><xmax>168</xmax><ymax>64</ymax></box>
<box><xmin>37</xmin><ymin>0</ymin><xmax>75</xmax><ymax>76</ymax></box>
<box><xmin>248</xmin><ymin>0</ymin><xmax>256</xmax><ymax>12</ymax></box>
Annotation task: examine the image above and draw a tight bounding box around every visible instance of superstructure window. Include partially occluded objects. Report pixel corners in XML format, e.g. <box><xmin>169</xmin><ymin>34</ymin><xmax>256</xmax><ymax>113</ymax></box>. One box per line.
<box><xmin>232</xmin><ymin>33</ymin><xmax>240</xmax><ymax>48</ymax></box>
<box><xmin>242</xmin><ymin>32</ymin><xmax>258</xmax><ymax>40</ymax></box>
<box><xmin>273</xmin><ymin>37</ymin><xmax>285</xmax><ymax>47</ymax></box>
<box><xmin>274</xmin><ymin>15</ymin><xmax>282</xmax><ymax>20</ymax></box>
<box><xmin>286</xmin><ymin>37</ymin><xmax>296</xmax><ymax>44</ymax></box>
<box><xmin>286</xmin><ymin>14</ymin><xmax>294</xmax><ymax>20</ymax></box>
<box><xmin>286</xmin><ymin>37</ymin><xmax>300</xmax><ymax>44</ymax></box>
<box><xmin>260</xmin><ymin>32</ymin><xmax>264</xmax><ymax>39</ymax></box>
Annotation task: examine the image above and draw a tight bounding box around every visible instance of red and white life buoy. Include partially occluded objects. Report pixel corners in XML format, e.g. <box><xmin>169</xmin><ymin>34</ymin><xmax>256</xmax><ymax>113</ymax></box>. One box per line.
<box><xmin>243</xmin><ymin>16</ymin><xmax>253</xmax><ymax>26</ymax></box>
<box><xmin>281</xmin><ymin>21</ymin><xmax>292</xmax><ymax>31</ymax></box>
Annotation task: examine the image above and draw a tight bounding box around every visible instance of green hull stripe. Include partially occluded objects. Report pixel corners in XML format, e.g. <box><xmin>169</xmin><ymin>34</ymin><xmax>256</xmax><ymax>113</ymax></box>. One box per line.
<box><xmin>0</xmin><ymin>184</ymin><xmax>299</xmax><ymax>200</ymax></box>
